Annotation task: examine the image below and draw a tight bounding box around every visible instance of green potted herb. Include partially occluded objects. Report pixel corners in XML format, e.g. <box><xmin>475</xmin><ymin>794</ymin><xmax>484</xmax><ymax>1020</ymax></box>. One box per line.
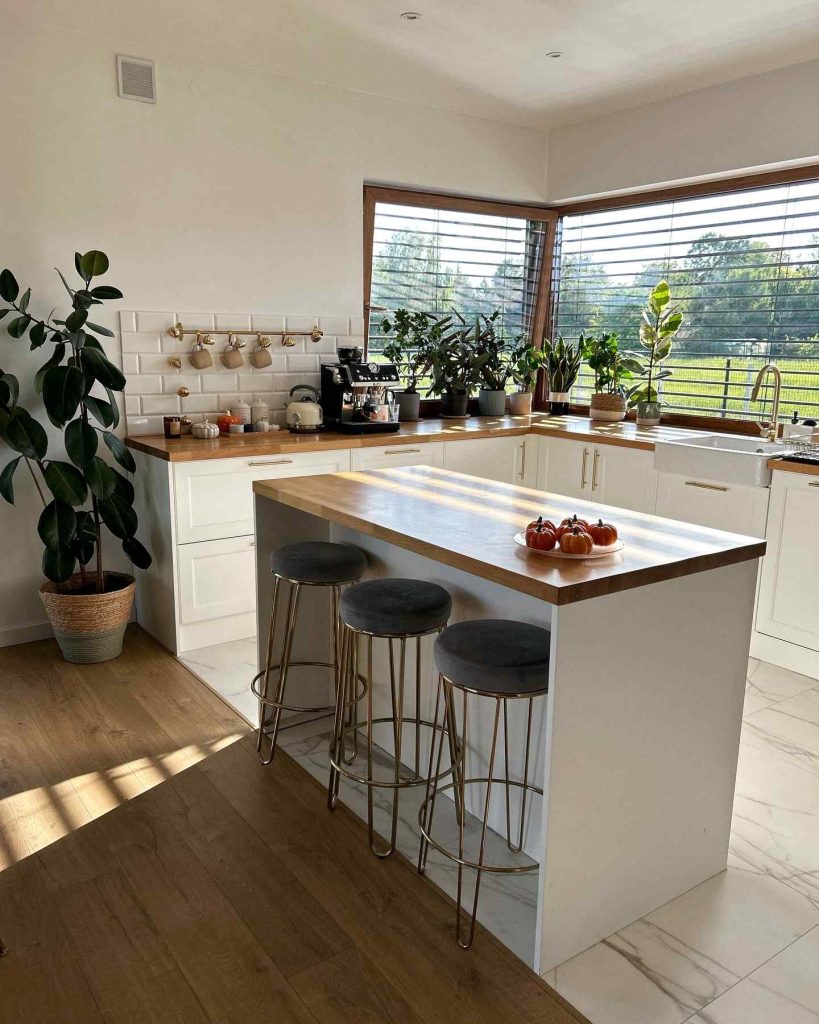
<box><xmin>582</xmin><ymin>332</ymin><xmax>632</xmax><ymax>422</ymax></box>
<box><xmin>626</xmin><ymin>280</ymin><xmax>682</xmax><ymax>426</ymax></box>
<box><xmin>0</xmin><ymin>251</ymin><xmax>152</xmax><ymax>663</ymax></box>
<box><xmin>509</xmin><ymin>338</ymin><xmax>545</xmax><ymax>415</ymax></box>
<box><xmin>380</xmin><ymin>309</ymin><xmax>447</xmax><ymax>421</ymax></box>
<box><xmin>474</xmin><ymin>310</ymin><xmax>512</xmax><ymax>416</ymax></box>
<box><xmin>426</xmin><ymin>313</ymin><xmax>489</xmax><ymax>418</ymax></box>
<box><xmin>542</xmin><ymin>336</ymin><xmax>583</xmax><ymax>416</ymax></box>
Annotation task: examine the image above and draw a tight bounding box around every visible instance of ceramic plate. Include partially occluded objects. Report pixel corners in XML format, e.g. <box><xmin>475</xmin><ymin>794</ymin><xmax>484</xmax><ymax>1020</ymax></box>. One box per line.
<box><xmin>513</xmin><ymin>532</ymin><xmax>624</xmax><ymax>560</ymax></box>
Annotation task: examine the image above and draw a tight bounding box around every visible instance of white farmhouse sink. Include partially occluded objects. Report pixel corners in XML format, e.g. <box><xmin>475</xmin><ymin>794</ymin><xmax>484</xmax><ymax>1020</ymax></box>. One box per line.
<box><xmin>654</xmin><ymin>434</ymin><xmax>789</xmax><ymax>487</ymax></box>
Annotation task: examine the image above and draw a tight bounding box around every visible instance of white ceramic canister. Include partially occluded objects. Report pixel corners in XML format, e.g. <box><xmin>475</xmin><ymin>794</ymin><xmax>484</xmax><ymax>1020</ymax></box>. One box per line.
<box><xmin>230</xmin><ymin>400</ymin><xmax>251</xmax><ymax>425</ymax></box>
<box><xmin>251</xmin><ymin>398</ymin><xmax>270</xmax><ymax>426</ymax></box>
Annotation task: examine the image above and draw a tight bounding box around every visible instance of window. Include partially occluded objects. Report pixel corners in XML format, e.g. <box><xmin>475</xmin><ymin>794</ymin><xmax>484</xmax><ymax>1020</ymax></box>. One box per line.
<box><xmin>554</xmin><ymin>179</ymin><xmax>819</xmax><ymax>422</ymax></box>
<box><xmin>364</xmin><ymin>187</ymin><xmax>554</xmax><ymax>380</ymax></box>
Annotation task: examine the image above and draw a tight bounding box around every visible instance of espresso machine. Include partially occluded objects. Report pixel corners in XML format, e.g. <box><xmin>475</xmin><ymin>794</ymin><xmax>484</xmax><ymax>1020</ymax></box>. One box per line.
<box><xmin>321</xmin><ymin>346</ymin><xmax>401</xmax><ymax>434</ymax></box>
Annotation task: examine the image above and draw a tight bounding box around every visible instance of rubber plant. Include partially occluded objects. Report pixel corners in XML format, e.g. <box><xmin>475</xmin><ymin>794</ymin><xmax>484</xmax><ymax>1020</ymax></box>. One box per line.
<box><xmin>0</xmin><ymin>251</ymin><xmax>151</xmax><ymax>592</ymax></box>
<box><xmin>624</xmin><ymin>280</ymin><xmax>683</xmax><ymax>414</ymax></box>
<box><xmin>380</xmin><ymin>309</ymin><xmax>448</xmax><ymax>395</ymax></box>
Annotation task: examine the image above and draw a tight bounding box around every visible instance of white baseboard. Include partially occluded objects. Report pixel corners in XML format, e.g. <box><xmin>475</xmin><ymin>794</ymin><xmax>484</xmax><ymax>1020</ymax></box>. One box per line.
<box><xmin>751</xmin><ymin>631</ymin><xmax>819</xmax><ymax>681</ymax></box>
<box><xmin>0</xmin><ymin>620</ymin><xmax>54</xmax><ymax>648</ymax></box>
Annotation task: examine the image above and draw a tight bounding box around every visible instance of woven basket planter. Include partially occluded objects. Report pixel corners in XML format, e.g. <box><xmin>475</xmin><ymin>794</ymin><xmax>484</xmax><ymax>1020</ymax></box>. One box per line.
<box><xmin>589</xmin><ymin>392</ymin><xmax>627</xmax><ymax>422</ymax></box>
<box><xmin>40</xmin><ymin>572</ymin><xmax>135</xmax><ymax>664</ymax></box>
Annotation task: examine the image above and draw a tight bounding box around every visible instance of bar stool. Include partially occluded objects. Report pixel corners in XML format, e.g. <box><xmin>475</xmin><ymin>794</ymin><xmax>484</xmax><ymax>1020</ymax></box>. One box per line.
<box><xmin>328</xmin><ymin>577</ymin><xmax>455</xmax><ymax>858</ymax></box>
<box><xmin>252</xmin><ymin>540</ymin><xmax>367</xmax><ymax>764</ymax></box>
<box><xmin>0</xmin><ymin>936</ymin><xmax>6</xmax><ymax>957</ymax></box>
<box><xmin>418</xmin><ymin>618</ymin><xmax>550</xmax><ymax>949</ymax></box>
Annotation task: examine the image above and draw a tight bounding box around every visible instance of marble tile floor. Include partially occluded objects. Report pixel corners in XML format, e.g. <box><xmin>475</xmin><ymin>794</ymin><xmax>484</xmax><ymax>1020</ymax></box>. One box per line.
<box><xmin>180</xmin><ymin>641</ymin><xmax>819</xmax><ymax>1023</ymax></box>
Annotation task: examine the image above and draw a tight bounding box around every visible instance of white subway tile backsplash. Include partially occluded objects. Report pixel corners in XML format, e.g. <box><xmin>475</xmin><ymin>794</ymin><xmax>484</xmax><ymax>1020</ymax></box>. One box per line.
<box><xmin>287</xmin><ymin>354</ymin><xmax>320</xmax><ymax>373</ymax></box>
<box><xmin>142</xmin><ymin>395</ymin><xmax>181</xmax><ymax>415</ymax></box>
<box><xmin>180</xmin><ymin>395</ymin><xmax>214</xmax><ymax>414</ymax></box>
<box><xmin>163</xmin><ymin>374</ymin><xmax>203</xmax><ymax>394</ymax></box>
<box><xmin>350</xmin><ymin>316</ymin><xmax>365</xmax><ymax>337</ymax></box>
<box><xmin>119</xmin><ymin>311</ymin><xmax>137</xmax><ymax>333</ymax></box>
<box><xmin>248</xmin><ymin>355</ymin><xmax>287</xmax><ymax>374</ymax></box>
<box><xmin>125</xmin><ymin>395</ymin><xmax>141</xmax><ymax>415</ymax></box>
<box><xmin>139</xmin><ymin>353</ymin><xmax>176</xmax><ymax>374</ymax></box>
<box><xmin>285</xmin><ymin>315</ymin><xmax>319</xmax><ymax>333</ymax></box>
<box><xmin>215</xmin><ymin>313</ymin><xmax>251</xmax><ymax>331</ymax></box>
<box><xmin>318</xmin><ymin>317</ymin><xmax>349</xmax><ymax>336</ymax></box>
<box><xmin>162</xmin><ymin>336</ymin><xmax>186</xmax><ymax>355</ymax></box>
<box><xmin>127</xmin><ymin>376</ymin><xmax>162</xmax><ymax>395</ymax></box>
<box><xmin>122</xmin><ymin>333</ymin><xmax>162</xmax><ymax>354</ymax></box>
<box><xmin>251</xmin><ymin>314</ymin><xmax>286</xmax><ymax>332</ymax></box>
<box><xmin>177</xmin><ymin>312</ymin><xmax>215</xmax><ymax>330</ymax></box>
<box><xmin>122</xmin><ymin>354</ymin><xmax>139</xmax><ymax>374</ymax></box>
<box><xmin>137</xmin><ymin>312</ymin><xmax>175</xmax><ymax>333</ymax></box>
<box><xmin>201</xmin><ymin>373</ymin><xmax>236</xmax><ymax>394</ymax></box>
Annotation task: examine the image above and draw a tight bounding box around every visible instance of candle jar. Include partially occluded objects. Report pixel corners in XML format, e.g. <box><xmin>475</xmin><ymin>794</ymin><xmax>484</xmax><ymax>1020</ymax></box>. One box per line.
<box><xmin>163</xmin><ymin>415</ymin><xmax>182</xmax><ymax>439</ymax></box>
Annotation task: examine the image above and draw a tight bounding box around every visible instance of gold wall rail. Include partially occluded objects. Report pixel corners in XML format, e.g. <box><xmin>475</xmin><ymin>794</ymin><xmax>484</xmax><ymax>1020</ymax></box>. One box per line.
<box><xmin>168</xmin><ymin>321</ymin><xmax>323</xmax><ymax>343</ymax></box>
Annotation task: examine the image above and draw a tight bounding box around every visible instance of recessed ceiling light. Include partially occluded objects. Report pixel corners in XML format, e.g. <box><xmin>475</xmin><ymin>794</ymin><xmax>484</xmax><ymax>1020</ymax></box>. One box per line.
<box><xmin>545</xmin><ymin>51</ymin><xmax>563</xmax><ymax>59</ymax></box>
<box><xmin>400</xmin><ymin>11</ymin><xmax>421</xmax><ymax>20</ymax></box>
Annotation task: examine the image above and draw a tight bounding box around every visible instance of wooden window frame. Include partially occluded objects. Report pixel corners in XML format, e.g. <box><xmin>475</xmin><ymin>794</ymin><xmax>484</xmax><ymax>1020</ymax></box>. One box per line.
<box><xmin>547</xmin><ymin>161</ymin><xmax>819</xmax><ymax>433</ymax></box>
<box><xmin>363</xmin><ymin>184</ymin><xmax>558</xmax><ymax>416</ymax></box>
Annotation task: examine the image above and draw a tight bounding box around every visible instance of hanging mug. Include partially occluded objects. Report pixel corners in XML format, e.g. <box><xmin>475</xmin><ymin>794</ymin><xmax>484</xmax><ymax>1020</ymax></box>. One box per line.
<box><xmin>222</xmin><ymin>334</ymin><xmax>245</xmax><ymax>369</ymax></box>
<box><xmin>190</xmin><ymin>332</ymin><xmax>214</xmax><ymax>370</ymax></box>
<box><xmin>250</xmin><ymin>334</ymin><xmax>272</xmax><ymax>369</ymax></box>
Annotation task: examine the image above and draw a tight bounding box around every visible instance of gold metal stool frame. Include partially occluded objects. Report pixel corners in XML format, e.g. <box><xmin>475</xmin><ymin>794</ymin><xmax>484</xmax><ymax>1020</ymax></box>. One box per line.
<box><xmin>418</xmin><ymin>675</ymin><xmax>546</xmax><ymax>949</ymax></box>
<box><xmin>251</xmin><ymin>570</ymin><xmax>362</xmax><ymax>765</ymax></box>
<box><xmin>328</xmin><ymin>621</ymin><xmax>459</xmax><ymax>859</ymax></box>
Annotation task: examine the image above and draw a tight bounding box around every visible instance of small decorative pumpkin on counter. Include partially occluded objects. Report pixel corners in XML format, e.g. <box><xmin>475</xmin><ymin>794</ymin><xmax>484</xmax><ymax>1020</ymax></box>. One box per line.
<box><xmin>192</xmin><ymin>418</ymin><xmax>220</xmax><ymax>440</ymax></box>
<box><xmin>556</xmin><ymin>514</ymin><xmax>591</xmax><ymax>539</ymax></box>
<box><xmin>588</xmin><ymin>519</ymin><xmax>618</xmax><ymax>547</ymax></box>
<box><xmin>559</xmin><ymin>526</ymin><xmax>594</xmax><ymax>555</ymax></box>
<box><xmin>525</xmin><ymin>519</ymin><xmax>557</xmax><ymax>551</ymax></box>
<box><xmin>525</xmin><ymin>516</ymin><xmax>556</xmax><ymax>540</ymax></box>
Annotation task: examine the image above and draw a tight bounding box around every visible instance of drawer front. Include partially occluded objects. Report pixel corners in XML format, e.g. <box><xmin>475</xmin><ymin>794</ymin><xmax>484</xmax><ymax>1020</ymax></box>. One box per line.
<box><xmin>655</xmin><ymin>472</ymin><xmax>768</xmax><ymax>537</ymax></box>
<box><xmin>350</xmin><ymin>441</ymin><xmax>444</xmax><ymax>471</ymax></box>
<box><xmin>174</xmin><ymin>449</ymin><xmax>352</xmax><ymax>543</ymax></box>
<box><xmin>177</xmin><ymin>535</ymin><xmax>257</xmax><ymax>625</ymax></box>
<box><xmin>443</xmin><ymin>436</ymin><xmax>524</xmax><ymax>484</ymax></box>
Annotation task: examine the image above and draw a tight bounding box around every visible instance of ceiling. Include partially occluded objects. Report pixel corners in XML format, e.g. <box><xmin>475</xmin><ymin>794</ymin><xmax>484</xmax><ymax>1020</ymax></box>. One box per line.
<box><xmin>11</xmin><ymin>0</ymin><xmax>819</xmax><ymax>128</ymax></box>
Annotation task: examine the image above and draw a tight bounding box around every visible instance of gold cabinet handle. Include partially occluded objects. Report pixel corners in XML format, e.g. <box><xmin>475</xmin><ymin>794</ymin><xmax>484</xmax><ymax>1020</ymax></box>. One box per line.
<box><xmin>248</xmin><ymin>458</ymin><xmax>294</xmax><ymax>466</ymax></box>
<box><xmin>385</xmin><ymin>448</ymin><xmax>420</xmax><ymax>454</ymax></box>
<box><xmin>809</xmin><ymin>481</ymin><xmax>819</xmax><ymax>488</ymax></box>
<box><xmin>685</xmin><ymin>480</ymin><xmax>729</xmax><ymax>492</ymax></box>
<box><xmin>580</xmin><ymin>448</ymin><xmax>589</xmax><ymax>490</ymax></box>
<box><xmin>591</xmin><ymin>449</ymin><xmax>600</xmax><ymax>491</ymax></box>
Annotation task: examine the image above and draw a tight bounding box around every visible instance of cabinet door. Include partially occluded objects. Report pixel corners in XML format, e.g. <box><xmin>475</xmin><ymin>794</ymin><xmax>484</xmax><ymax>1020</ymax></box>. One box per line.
<box><xmin>535</xmin><ymin>436</ymin><xmax>589</xmax><ymax>499</ymax></box>
<box><xmin>443</xmin><ymin>436</ymin><xmax>525</xmax><ymax>484</ymax></box>
<box><xmin>174</xmin><ymin>449</ymin><xmax>352</xmax><ymax>544</ymax></box>
<box><xmin>591</xmin><ymin>445</ymin><xmax>657</xmax><ymax>513</ymax></box>
<box><xmin>655</xmin><ymin>472</ymin><xmax>768</xmax><ymax>537</ymax></box>
<box><xmin>351</xmin><ymin>442</ymin><xmax>444</xmax><ymax>471</ymax></box>
<box><xmin>177</xmin><ymin>535</ymin><xmax>256</xmax><ymax>625</ymax></box>
<box><xmin>756</xmin><ymin>474</ymin><xmax>819</xmax><ymax>651</ymax></box>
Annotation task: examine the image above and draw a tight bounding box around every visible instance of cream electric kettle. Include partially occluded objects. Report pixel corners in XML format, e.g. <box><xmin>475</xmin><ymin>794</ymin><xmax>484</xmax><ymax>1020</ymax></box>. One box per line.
<box><xmin>285</xmin><ymin>385</ymin><xmax>324</xmax><ymax>433</ymax></box>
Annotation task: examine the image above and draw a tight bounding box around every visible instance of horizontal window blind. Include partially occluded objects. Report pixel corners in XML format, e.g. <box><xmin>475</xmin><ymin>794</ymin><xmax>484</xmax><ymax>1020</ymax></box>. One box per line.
<box><xmin>554</xmin><ymin>180</ymin><xmax>819</xmax><ymax>421</ymax></box>
<box><xmin>368</xmin><ymin>201</ymin><xmax>548</xmax><ymax>379</ymax></box>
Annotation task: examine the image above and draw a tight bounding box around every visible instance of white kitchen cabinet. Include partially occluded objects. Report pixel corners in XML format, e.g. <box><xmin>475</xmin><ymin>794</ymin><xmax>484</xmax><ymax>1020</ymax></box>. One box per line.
<box><xmin>655</xmin><ymin>472</ymin><xmax>768</xmax><ymax>537</ymax></box>
<box><xmin>176</xmin><ymin>534</ymin><xmax>257</xmax><ymax>648</ymax></box>
<box><xmin>756</xmin><ymin>471</ymin><xmax>819</xmax><ymax>653</ymax></box>
<box><xmin>351</xmin><ymin>441</ymin><xmax>444</xmax><ymax>471</ymax></box>
<box><xmin>535</xmin><ymin>436</ymin><xmax>656</xmax><ymax>512</ymax></box>
<box><xmin>175</xmin><ymin>449</ymin><xmax>352</xmax><ymax>544</ymax></box>
<box><xmin>443</xmin><ymin>435</ymin><xmax>526</xmax><ymax>484</ymax></box>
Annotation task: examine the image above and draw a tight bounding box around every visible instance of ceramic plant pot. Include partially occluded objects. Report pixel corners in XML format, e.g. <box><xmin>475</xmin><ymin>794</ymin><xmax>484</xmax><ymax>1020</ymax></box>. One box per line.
<box><xmin>40</xmin><ymin>572</ymin><xmax>135</xmax><ymax>664</ymax></box>
<box><xmin>636</xmin><ymin>400</ymin><xmax>662</xmax><ymax>427</ymax></box>
<box><xmin>509</xmin><ymin>391</ymin><xmax>533</xmax><ymax>416</ymax></box>
<box><xmin>478</xmin><ymin>389</ymin><xmax>507</xmax><ymax>417</ymax></box>
<box><xmin>589</xmin><ymin>393</ymin><xmax>627</xmax><ymax>422</ymax></box>
<box><xmin>440</xmin><ymin>393</ymin><xmax>469</xmax><ymax>418</ymax></box>
<box><xmin>396</xmin><ymin>390</ymin><xmax>422</xmax><ymax>422</ymax></box>
<box><xmin>548</xmin><ymin>391</ymin><xmax>571</xmax><ymax>416</ymax></box>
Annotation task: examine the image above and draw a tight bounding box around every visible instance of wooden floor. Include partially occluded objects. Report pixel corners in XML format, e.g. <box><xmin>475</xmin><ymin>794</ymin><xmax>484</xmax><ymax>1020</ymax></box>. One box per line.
<box><xmin>0</xmin><ymin>626</ymin><xmax>588</xmax><ymax>1024</ymax></box>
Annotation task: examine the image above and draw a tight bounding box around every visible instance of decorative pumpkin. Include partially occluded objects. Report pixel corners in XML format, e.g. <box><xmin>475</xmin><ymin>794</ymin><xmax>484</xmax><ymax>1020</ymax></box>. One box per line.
<box><xmin>192</xmin><ymin>418</ymin><xmax>220</xmax><ymax>439</ymax></box>
<box><xmin>560</xmin><ymin>526</ymin><xmax>594</xmax><ymax>555</ymax></box>
<box><xmin>589</xmin><ymin>519</ymin><xmax>618</xmax><ymax>546</ymax></box>
<box><xmin>526</xmin><ymin>516</ymin><xmax>556</xmax><ymax>539</ymax></box>
<box><xmin>526</xmin><ymin>521</ymin><xmax>557</xmax><ymax>551</ymax></box>
<box><xmin>559</xmin><ymin>514</ymin><xmax>591</xmax><ymax>532</ymax></box>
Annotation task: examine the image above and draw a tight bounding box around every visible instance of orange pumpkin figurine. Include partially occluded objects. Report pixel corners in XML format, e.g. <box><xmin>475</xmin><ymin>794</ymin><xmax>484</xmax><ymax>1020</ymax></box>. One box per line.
<box><xmin>559</xmin><ymin>526</ymin><xmax>594</xmax><ymax>555</ymax></box>
<box><xmin>556</xmin><ymin>514</ymin><xmax>590</xmax><ymax>539</ymax></box>
<box><xmin>588</xmin><ymin>519</ymin><xmax>618</xmax><ymax>547</ymax></box>
<box><xmin>526</xmin><ymin>520</ymin><xmax>557</xmax><ymax>551</ymax></box>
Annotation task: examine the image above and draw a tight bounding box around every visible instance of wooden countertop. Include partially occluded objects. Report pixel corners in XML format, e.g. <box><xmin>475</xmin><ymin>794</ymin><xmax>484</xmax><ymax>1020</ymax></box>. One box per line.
<box><xmin>125</xmin><ymin>414</ymin><xmax>705</xmax><ymax>462</ymax></box>
<box><xmin>768</xmin><ymin>458</ymin><xmax>819</xmax><ymax>478</ymax></box>
<box><xmin>253</xmin><ymin>466</ymin><xmax>766</xmax><ymax>606</ymax></box>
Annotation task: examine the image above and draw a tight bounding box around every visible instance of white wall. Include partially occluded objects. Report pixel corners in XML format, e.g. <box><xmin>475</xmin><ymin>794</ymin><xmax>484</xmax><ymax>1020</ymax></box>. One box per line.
<box><xmin>547</xmin><ymin>58</ymin><xmax>819</xmax><ymax>202</ymax></box>
<box><xmin>0</xmin><ymin>21</ymin><xmax>548</xmax><ymax>645</ymax></box>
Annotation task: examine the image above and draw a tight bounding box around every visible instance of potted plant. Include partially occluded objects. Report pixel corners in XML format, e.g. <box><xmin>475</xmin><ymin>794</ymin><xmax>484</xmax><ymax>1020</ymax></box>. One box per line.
<box><xmin>542</xmin><ymin>336</ymin><xmax>583</xmax><ymax>416</ymax></box>
<box><xmin>509</xmin><ymin>338</ymin><xmax>546</xmax><ymax>415</ymax></box>
<box><xmin>380</xmin><ymin>309</ymin><xmax>447</xmax><ymax>422</ymax></box>
<box><xmin>426</xmin><ymin>312</ymin><xmax>489</xmax><ymax>418</ymax></box>
<box><xmin>0</xmin><ymin>250</ymin><xmax>152</xmax><ymax>663</ymax></box>
<box><xmin>626</xmin><ymin>280</ymin><xmax>682</xmax><ymax>426</ymax></box>
<box><xmin>582</xmin><ymin>332</ymin><xmax>632</xmax><ymax>422</ymax></box>
<box><xmin>474</xmin><ymin>310</ymin><xmax>513</xmax><ymax>416</ymax></box>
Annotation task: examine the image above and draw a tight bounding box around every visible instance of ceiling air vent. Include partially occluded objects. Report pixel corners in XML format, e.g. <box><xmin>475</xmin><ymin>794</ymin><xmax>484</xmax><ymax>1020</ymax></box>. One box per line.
<box><xmin>116</xmin><ymin>55</ymin><xmax>156</xmax><ymax>103</ymax></box>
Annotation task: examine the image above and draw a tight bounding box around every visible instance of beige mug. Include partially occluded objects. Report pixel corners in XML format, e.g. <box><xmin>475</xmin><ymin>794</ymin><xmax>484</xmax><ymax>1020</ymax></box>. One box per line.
<box><xmin>250</xmin><ymin>335</ymin><xmax>272</xmax><ymax>368</ymax></box>
<box><xmin>221</xmin><ymin>334</ymin><xmax>245</xmax><ymax>369</ymax></box>
<box><xmin>189</xmin><ymin>333</ymin><xmax>214</xmax><ymax>369</ymax></box>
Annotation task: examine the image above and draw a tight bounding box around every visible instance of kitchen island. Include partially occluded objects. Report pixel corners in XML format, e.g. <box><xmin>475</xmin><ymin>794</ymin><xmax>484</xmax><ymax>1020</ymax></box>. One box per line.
<box><xmin>253</xmin><ymin>465</ymin><xmax>765</xmax><ymax>974</ymax></box>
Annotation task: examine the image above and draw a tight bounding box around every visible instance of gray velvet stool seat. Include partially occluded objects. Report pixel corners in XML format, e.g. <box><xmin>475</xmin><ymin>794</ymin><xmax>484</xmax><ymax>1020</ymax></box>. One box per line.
<box><xmin>328</xmin><ymin>578</ymin><xmax>455</xmax><ymax>859</ymax></box>
<box><xmin>252</xmin><ymin>541</ymin><xmax>367</xmax><ymax>765</ymax></box>
<box><xmin>418</xmin><ymin>618</ymin><xmax>550</xmax><ymax>949</ymax></box>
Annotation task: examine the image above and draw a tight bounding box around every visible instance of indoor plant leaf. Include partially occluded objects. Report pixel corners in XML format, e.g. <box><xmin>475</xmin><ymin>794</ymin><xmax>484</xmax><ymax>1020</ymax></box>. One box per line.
<box><xmin>28</xmin><ymin>321</ymin><xmax>47</xmax><ymax>349</ymax></box>
<box><xmin>0</xmin><ymin>372</ymin><xmax>19</xmax><ymax>407</ymax></box>
<box><xmin>80</xmin><ymin>346</ymin><xmax>126</xmax><ymax>390</ymax></box>
<box><xmin>83</xmin><ymin>394</ymin><xmax>117</xmax><ymax>428</ymax></box>
<box><xmin>34</xmin><ymin>343</ymin><xmax>66</xmax><ymax>393</ymax></box>
<box><xmin>65</xmin><ymin>418</ymin><xmax>98</xmax><ymax>467</ymax></box>
<box><xmin>65</xmin><ymin>308</ymin><xmax>88</xmax><ymax>333</ymax></box>
<box><xmin>84</xmin><ymin>456</ymin><xmax>116</xmax><ymax>500</ymax></box>
<box><xmin>85</xmin><ymin>321</ymin><xmax>115</xmax><ymax>338</ymax></box>
<box><xmin>4</xmin><ymin>408</ymin><xmax>48</xmax><ymax>459</ymax></box>
<box><xmin>0</xmin><ymin>456</ymin><xmax>21</xmax><ymax>505</ymax></box>
<box><xmin>98</xmin><ymin>493</ymin><xmax>137</xmax><ymax>539</ymax></box>
<box><xmin>102</xmin><ymin>431</ymin><xmax>136</xmax><ymax>474</ymax></box>
<box><xmin>42</xmin><ymin>545</ymin><xmax>77</xmax><ymax>584</ymax></box>
<box><xmin>89</xmin><ymin>285</ymin><xmax>123</xmax><ymax>300</ymax></box>
<box><xmin>37</xmin><ymin>499</ymin><xmax>77</xmax><ymax>551</ymax></box>
<box><xmin>122</xmin><ymin>536</ymin><xmax>152</xmax><ymax>570</ymax></box>
<box><xmin>79</xmin><ymin>250</ymin><xmax>109</xmax><ymax>279</ymax></box>
<box><xmin>112</xmin><ymin>469</ymin><xmax>134</xmax><ymax>503</ymax></box>
<box><xmin>42</xmin><ymin>364</ymin><xmax>85</xmax><ymax>426</ymax></box>
<box><xmin>0</xmin><ymin>269</ymin><xmax>19</xmax><ymax>302</ymax></box>
<box><xmin>104</xmin><ymin>387</ymin><xmax>121</xmax><ymax>428</ymax></box>
<box><xmin>7</xmin><ymin>315</ymin><xmax>31</xmax><ymax>339</ymax></box>
<box><xmin>44</xmin><ymin>460</ymin><xmax>88</xmax><ymax>506</ymax></box>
